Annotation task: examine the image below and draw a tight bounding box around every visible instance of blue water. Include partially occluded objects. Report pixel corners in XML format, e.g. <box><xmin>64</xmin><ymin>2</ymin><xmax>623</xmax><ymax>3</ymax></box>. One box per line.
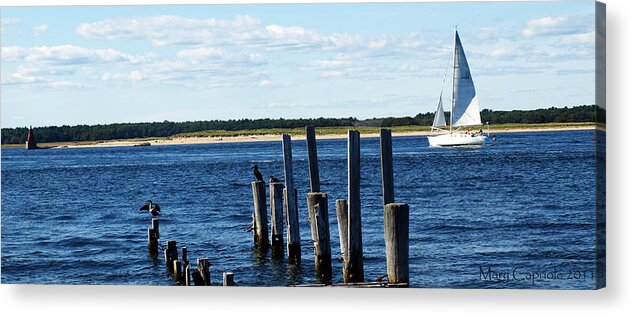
<box><xmin>1</xmin><ymin>130</ymin><xmax>599</xmax><ymax>288</ymax></box>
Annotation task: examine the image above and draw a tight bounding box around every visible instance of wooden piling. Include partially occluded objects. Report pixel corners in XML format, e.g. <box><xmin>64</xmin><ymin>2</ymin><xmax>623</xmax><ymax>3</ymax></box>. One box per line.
<box><xmin>345</xmin><ymin>130</ymin><xmax>364</xmax><ymax>283</ymax></box>
<box><xmin>151</xmin><ymin>218</ymin><xmax>160</xmax><ymax>239</ymax></box>
<box><xmin>223</xmin><ymin>272</ymin><xmax>236</xmax><ymax>286</ymax></box>
<box><xmin>335</xmin><ymin>199</ymin><xmax>349</xmax><ymax>261</ymax></box>
<box><xmin>306</xmin><ymin>126</ymin><xmax>321</xmax><ymax>192</ymax></box>
<box><xmin>191</xmin><ymin>270</ymin><xmax>204</xmax><ymax>286</ymax></box>
<box><xmin>181</xmin><ymin>246</ymin><xmax>189</xmax><ymax>285</ymax></box>
<box><xmin>147</xmin><ymin>228</ymin><xmax>158</xmax><ymax>255</ymax></box>
<box><xmin>251</xmin><ymin>181</ymin><xmax>269</xmax><ymax>250</ymax></box>
<box><xmin>306</xmin><ymin>192</ymin><xmax>332</xmax><ymax>283</ymax></box>
<box><xmin>173</xmin><ymin>260</ymin><xmax>183</xmax><ymax>285</ymax></box>
<box><xmin>384</xmin><ymin>203</ymin><xmax>409</xmax><ymax>285</ymax></box>
<box><xmin>185</xmin><ymin>264</ymin><xmax>191</xmax><ymax>286</ymax></box>
<box><xmin>270</xmin><ymin>181</ymin><xmax>285</xmax><ymax>259</ymax></box>
<box><xmin>380</xmin><ymin>129</ymin><xmax>395</xmax><ymax>205</ymax></box>
<box><xmin>181</xmin><ymin>247</ymin><xmax>188</xmax><ymax>265</ymax></box>
<box><xmin>197</xmin><ymin>258</ymin><xmax>211</xmax><ymax>286</ymax></box>
<box><xmin>164</xmin><ymin>240</ymin><xmax>178</xmax><ymax>273</ymax></box>
<box><xmin>282</xmin><ymin>134</ymin><xmax>301</xmax><ymax>263</ymax></box>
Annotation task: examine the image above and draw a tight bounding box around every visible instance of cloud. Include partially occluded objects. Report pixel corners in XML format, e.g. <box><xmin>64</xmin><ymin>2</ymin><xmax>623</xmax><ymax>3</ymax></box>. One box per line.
<box><xmin>6</xmin><ymin>45</ymin><xmax>152</xmax><ymax>65</ymax></box>
<box><xmin>1</xmin><ymin>46</ymin><xmax>24</xmax><ymax>60</ymax></box>
<box><xmin>560</xmin><ymin>31</ymin><xmax>595</xmax><ymax>45</ymax></box>
<box><xmin>1</xmin><ymin>17</ymin><xmax>22</xmax><ymax>26</ymax></box>
<box><xmin>2</xmin><ymin>66</ymin><xmax>84</xmax><ymax>89</ymax></box>
<box><xmin>33</xmin><ymin>24</ymin><xmax>48</xmax><ymax>35</ymax></box>
<box><xmin>522</xmin><ymin>16</ymin><xmax>567</xmax><ymax>37</ymax></box>
<box><xmin>77</xmin><ymin>15</ymin><xmax>261</xmax><ymax>46</ymax></box>
<box><xmin>101</xmin><ymin>71</ymin><xmax>146</xmax><ymax>81</ymax></box>
<box><xmin>75</xmin><ymin>14</ymin><xmax>405</xmax><ymax>54</ymax></box>
<box><xmin>176</xmin><ymin>47</ymin><xmax>225</xmax><ymax>60</ymax></box>
<box><xmin>489</xmin><ymin>48</ymin><xmax>513</xmax><ymax>59</ymax></box>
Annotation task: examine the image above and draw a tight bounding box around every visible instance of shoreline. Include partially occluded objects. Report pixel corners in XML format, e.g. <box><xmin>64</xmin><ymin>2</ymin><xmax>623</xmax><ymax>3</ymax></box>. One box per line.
<box><xmin>4</xmin><ymin>124</ymin><xmax>597</xmax><ymax>149</ymax></box>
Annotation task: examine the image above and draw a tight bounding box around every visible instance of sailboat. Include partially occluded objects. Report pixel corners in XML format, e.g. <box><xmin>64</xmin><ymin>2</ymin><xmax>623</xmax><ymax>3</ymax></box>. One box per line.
<box><xmin>428</xmin><ymin>29</ymin><xmax>488</xmax><ymax>147</ymax></box>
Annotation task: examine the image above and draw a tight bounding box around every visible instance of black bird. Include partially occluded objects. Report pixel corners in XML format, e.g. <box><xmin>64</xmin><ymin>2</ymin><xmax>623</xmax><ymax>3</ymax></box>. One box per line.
<box><xmin>269</xmin><ymin>175</ymin><xmax>281</xmax><ymax>183</ymax></box>
<box><xmin>140</xmin><ymin>200</ymin><xmax>161</xmax><ymax>217</ymax></box>
<box><xmin>252</xmin><ymin>165</ymin><xmax>264</xmax><ymax>182</ymax></box>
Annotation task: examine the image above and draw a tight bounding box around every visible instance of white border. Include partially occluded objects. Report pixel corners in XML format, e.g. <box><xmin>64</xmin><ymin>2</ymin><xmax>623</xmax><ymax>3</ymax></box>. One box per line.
<box><xmin>1</xmin><ymin>1</ymin><xmax>629</xmax><ymax>314</ymax></box>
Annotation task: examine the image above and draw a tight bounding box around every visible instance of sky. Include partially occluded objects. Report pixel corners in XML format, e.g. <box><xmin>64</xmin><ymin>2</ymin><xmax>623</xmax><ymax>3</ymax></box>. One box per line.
<box><xmin>0</xmin><ymin>1</ymin><xmax>597</xmax><ymax>128</ymax></box>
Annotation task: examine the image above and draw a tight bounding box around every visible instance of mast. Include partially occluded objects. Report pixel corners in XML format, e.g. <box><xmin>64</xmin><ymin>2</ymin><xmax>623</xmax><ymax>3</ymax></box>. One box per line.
<box><xmin>449</xmin><ymin>27</ymin><xmax>457</xmax><ymax>134</ymax></box>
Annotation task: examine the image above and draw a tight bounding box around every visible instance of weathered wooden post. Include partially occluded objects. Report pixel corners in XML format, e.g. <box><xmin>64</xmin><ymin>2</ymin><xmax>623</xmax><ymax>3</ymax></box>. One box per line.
<box><xmin>306</xmin><ymin>126</ymin><xmax>321</xmax><ymax>192</ymax></box>
<box><xmin>251</xmin><ymin>180</ymin><xmax>269</xmax><ymax>250</ymax></box>
<box><xmin>307</xmin><ymin>192</ymin><xmax>332</xmax><ymax>283</ymax></box>
<box><xmin>181</xmin><ymin>247</ymin><xmax>188</xmax><ymax>264</ymax></box>
<box><xmin>173</xmin><ymin>260</ymin><xmax>183</xmax><ymax>285</ymax></box>
<box><xmin>185</xmin><ymin>264</ymin><xmax>191</xmax><ymax>286</ymax></box>
<box><xmin>152</xmin><ymin>218</ymin><xmax>160</xmax><ymax>239</ymax></box>
<box><xmin>270</xmin><ymin>181</ymin><xmax>285</xmax><ymax>259</ymax></box>
<box><xmin>148</xmin><ymin>218</ymin><xmax>159</xmax><ymax>255</ymax></box>
<box><xmin>223</xmin><ymin>272</ymin><xmax>236</xmax><ymax>286</ymax></box>
<box><xmin>384</xmin><ymin>203</ymin><xmax>409</xmax><ymax>286</ymax></box>
<box><xmin>191</xmin><ymin>270</ymin><xmax>204</xmax><ymax>286</ymax></box>
<box><xmin>345</xmin><ymin>130</ymin><xmax>364</xmax><ymax>283</ymax></box>
<box><xmin>282</xmin><ymin>134</ymin><xmax>301</xmax><ymax>263</ymax></box>
<box><xmin>197</xmin><ymin>258</ymin><xmax>211</xmax><ymax>286</ymax></box>
<box><xmin>164</xmin><ymin>240</ymin><xmax>178</xmax><ymax>273</ymax></box>
<box><xmin>380</xmin><ymin>129</ymin><xmax>395</xmax><ymax>205</ymax></box>
<box><xmin>335</xmin><ymin>199</ymin><xmax>349</xmax><ymax>262</ymax></box>
<box><xmin>181</xmin><ymin>247</ymin><xmax>189</xmax><ymax>285</ymax></box>
<box><xmin>147</xmin><ymin>228</ymin><xmax>158</xmax><ymax>255</ymax></box>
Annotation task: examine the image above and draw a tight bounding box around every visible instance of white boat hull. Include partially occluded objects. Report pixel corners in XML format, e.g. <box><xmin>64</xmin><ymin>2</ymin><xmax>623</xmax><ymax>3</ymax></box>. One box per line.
<box><xmin>427</xmin><ymin>133</ymin><xmax>488</xmax><ymax>147</ymax></box>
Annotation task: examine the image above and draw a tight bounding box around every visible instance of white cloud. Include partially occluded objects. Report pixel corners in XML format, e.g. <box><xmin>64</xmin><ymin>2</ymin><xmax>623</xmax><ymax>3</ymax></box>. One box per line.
<box><xmin>522</xmin><ymin>16</ymin><xmax>567</xmax><ymax>37</ymax></box>
<box><xmin>76</xmin><ymin>15</ymin><xmax>261</xmax><ymax>46</ymax></box>
<box><xmin>560</xmin><ymin>31</ymin><xmax>595</xmax><ymax>45</ymax></box>
<box><xmin>129</xmin><ymin>71</ymin><xmax>145</xmax><ymax>81</ymax></box>
<box><xmin>258</xmin><ymin>80</ymin><xmax>271</xmax><ymax>87</ymax></box>
<box><xmin>176</xmin><ymin>47</ymin><xmax>225</xmax><ymax>60</ymax></box>
<box><xmin>2</xmin><ymin>66</ymin><xmax>84</xmax><ymax>89</ymax></box>
<box><xmin>74</xmin><ymin>14</ymin><xmax>403</xmax><ymax>54</ymax></box>
<box><xmin>489</xmin><ymin>48</ymin><xmax>513</xmax><ymax>59</ymax></box>
<box><xmin>33</xmin><ymin>24</ymin><xmax>48</xmax><ymax>35</ymax></box>
<box><xmin>1</xmin><ymin>46</ymin><xmax>24</xmax><ymax>60</ymax></box>
<box><xmin>1</xmin><ymin>17</ymin><xmax>22</xmax><ymax>26</ymax></box>
<box><xmin>7</xmin><ymin>45</ymin><xmax>152</xmax><ymax>65</ymax></box>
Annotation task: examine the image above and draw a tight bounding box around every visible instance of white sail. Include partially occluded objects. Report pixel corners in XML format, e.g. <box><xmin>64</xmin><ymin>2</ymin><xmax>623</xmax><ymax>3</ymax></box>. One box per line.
<box><xmin>451</xmin><ymin>31</ymin><xmax>482</xmax><ymax>127</ymax></box>
<box><xmin>432</xmin><ymin>92</ymin><xmax>447</xmax><ymax>127</ymax></box>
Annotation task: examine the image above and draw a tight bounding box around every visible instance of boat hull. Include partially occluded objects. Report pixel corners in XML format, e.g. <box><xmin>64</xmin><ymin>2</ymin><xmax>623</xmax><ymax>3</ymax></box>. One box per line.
<box><xmin>427</xmin><ymin>133</ymin><xmax>488</xmax><ymax>147</ymax></box>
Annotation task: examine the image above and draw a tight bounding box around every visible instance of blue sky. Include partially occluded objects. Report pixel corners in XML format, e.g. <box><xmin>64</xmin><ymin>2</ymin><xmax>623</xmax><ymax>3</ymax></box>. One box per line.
<box><xmin>1</xmin><ymin>1</ymin><xmax>597</xmax><ymax>128</ymax></box>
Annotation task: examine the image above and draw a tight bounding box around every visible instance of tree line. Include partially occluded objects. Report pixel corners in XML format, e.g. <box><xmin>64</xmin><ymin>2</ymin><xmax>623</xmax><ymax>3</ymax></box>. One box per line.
<box><xmin>1</xmin><ymin>105</ymin><xmax>603</xmax><ymax>144</ymax></box>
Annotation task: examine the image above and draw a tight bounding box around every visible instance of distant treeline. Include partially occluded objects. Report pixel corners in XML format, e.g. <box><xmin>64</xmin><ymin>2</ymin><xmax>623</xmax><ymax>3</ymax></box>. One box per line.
<box><xmin>1</xmin><ymin>105</ymin><xmax>603</xmax><ymax>144</ymax></box>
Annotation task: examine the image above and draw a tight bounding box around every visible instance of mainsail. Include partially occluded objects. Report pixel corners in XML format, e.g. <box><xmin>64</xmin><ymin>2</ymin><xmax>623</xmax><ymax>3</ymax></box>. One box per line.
<box><xmin>432</xmin><ymin>92</ymin><xmax>447</xmax><ymax>127</ymax></box>
<box><xmin>451</xmin><ymin>31</ymin><xmax>481</xmax><ymax>127</ymax></box>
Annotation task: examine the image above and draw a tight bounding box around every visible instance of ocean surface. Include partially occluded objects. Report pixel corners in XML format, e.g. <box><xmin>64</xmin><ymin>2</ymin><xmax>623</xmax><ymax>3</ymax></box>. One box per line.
<box><xmin>1</xmin><ymin>130</ymin><xmax>600</xmax><ymax>288</ymax></box>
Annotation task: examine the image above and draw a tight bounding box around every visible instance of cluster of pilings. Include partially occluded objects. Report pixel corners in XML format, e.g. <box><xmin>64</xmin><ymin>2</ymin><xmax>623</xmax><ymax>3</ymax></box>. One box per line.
<box><xmin>147</xmin><ymin>218</ymin><xmax>235</xmax><ymax>286</ymax></box>
<box><xmin>249</xmin><ymin>127</ymin><xmax>409</xmax><ymax>286</ymax></box>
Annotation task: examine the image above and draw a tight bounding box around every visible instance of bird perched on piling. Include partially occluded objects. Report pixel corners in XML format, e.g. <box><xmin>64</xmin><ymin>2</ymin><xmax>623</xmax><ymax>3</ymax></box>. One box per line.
<box><xmin>252</xmin><ymin>165</ymin><xmax>264</xmax><ymax>182</ymax></box>
<box><xmin>269</xmin><ymin>175</ymin><xmax>281</xmax><ymax>183</ymax></box>
<box><xmin>139</xmin><ymin>200</ymin><xmax>161</xmax><ymax>217</ymax></box>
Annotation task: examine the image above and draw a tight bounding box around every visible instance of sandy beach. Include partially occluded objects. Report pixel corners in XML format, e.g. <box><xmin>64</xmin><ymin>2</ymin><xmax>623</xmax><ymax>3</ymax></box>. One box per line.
<box><xmin>48</xmin><ymin>124</ymin><xmax>596</xmax><ymax>149</ymax></box>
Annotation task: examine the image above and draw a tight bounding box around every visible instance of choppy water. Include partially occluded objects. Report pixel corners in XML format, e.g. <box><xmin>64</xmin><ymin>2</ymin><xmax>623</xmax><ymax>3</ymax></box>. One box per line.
<box><xmin>1</xmin><ymin>130</ymin><xmax>600</xmax><ymax>288</ymax></box>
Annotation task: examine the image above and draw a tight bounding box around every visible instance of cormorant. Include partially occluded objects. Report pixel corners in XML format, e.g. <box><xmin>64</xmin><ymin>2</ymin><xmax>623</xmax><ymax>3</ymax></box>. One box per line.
<box><xmin>252</xmin><ymin>165</ymin><xmax>264</xmax><ymax>182</ymax></box>
<box><xmin>269</xmin><ymin>175</ymin><xmax>281</xmax><ymax>183</ymax></box>
<box><xmin>140</xmin><ymin>200</ymin><xmax>161</xmax><ymax>217</ymax></box>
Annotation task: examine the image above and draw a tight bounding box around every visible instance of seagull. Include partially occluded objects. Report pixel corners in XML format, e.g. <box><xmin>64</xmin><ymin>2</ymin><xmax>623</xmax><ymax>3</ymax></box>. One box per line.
<box><xmin>140</xmin><ymin>200</ymin><xmax>161</xmax><ymax>217</ymax></box>
<box><xmin>252</xmin><ymin>165</ymin><xmax>264</xmax><ymax>182</ymax></box>
<box><xmin>269</xmin><ymin>175</ymin><xmax>281</xmax><ymax>183</ymax></box>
